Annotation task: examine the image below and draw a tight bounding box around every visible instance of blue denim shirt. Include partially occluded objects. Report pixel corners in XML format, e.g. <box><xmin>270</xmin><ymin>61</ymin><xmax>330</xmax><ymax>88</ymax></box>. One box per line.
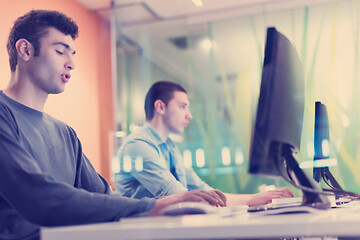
<box><xmin>115</xmin><ymin>123</ymin><xmax>212</xmax><ymax>199</ymax></box>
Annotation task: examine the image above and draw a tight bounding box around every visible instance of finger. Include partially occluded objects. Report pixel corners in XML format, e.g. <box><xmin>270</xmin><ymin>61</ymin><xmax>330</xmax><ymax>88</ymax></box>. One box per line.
<box><xmin>269</xmin><ymin>191</ymin><xmax>293</xmax><ymax>199</ymax></box>
<box><xmin>270</xmin><ymin>188</ymin><xmax>294</xmax><ymax>198</ymax></box>
<box><xmin>275</xmin><ymin>188</ymin><xmax>294</xmax><ymax>198</ymax></box>
<box><xmin>212</xmin><ymin>189</ymin><xmax>227</xmax><ymax>206</ymax></box>
<box><xmin>186</xmin><ymin>195</ymin><xmax>208</xmax><ymax>204</ymax></box>
<box><xmin>277</xmin><ymin>187</ymin><xmax>294</xmax><ymax>196</ymax></box>
<box><xmin>194</xmin><ymin>190</ymin><xmax>223</xmax><ymax>206</ymax></box>
<box><xmin>207</xmin><ymin>190</ymin><xmax>224</xmax><ymax>206</ymax></box>
<box><xmin>283</xmin><ymin>187</ymin><xmax>295</xmax><ymax>197</ymax></box>
<box><xmin>179</xmin><ymin>191</ymin><xmax>210</xmax><ymax>204</ymax></box>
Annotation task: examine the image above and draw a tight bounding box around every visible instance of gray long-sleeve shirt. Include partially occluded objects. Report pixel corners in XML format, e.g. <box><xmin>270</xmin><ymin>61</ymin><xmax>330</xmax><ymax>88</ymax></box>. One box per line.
<box><xmin>0</xmin><ymin>91</ymin><xmax>155</xmax><ymax>240</ymax></box>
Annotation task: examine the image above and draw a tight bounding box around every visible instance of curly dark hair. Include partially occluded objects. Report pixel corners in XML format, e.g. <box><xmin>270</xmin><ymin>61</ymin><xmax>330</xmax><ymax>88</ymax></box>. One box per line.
<box><xmin>7</xmin><ymin>9</ymin><xmax>79</xmax><ymax>72</ymax></box>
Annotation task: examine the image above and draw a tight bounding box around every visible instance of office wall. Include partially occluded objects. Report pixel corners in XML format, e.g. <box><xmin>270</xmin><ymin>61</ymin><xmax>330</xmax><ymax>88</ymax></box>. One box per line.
<box><xmin>0</xmin><ymin>0</ymin><xmax>114</xmax><ymax>181</ymax></box>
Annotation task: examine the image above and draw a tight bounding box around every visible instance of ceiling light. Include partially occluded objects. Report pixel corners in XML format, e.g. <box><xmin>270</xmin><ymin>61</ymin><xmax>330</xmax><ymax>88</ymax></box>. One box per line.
<box><xmin>192</xmin><ymin>0</ymin><xmax>203</xmax><ymax>7</ymax></box>
<box><xmin>200</xmin><ymin>38</ymin><xmax>213</xmax><ymax>51</ymax></box>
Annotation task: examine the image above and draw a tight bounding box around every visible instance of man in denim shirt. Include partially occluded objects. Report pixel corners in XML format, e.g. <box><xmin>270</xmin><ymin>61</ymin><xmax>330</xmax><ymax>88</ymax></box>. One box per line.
<box><xmin>115</xmin><ymin>81</ymin><xmax>294</xmax><ymax>206</ymax></box>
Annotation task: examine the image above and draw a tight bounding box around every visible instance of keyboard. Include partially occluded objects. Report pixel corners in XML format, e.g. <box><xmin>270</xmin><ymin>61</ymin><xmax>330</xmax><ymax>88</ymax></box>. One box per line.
<box><xmin>248</xmin><ymin>204</ymin><xmax>317</xmax><ymax>214</ymax></box>
<box><xmin>271</xmin><ymin>197</ymin><xmax>303</xmax><ymax>206</ymax></box>
<box><xmin>246</xmin><ymin>195</ymin><xmax>341</xmax><ymax>215</ymax></box>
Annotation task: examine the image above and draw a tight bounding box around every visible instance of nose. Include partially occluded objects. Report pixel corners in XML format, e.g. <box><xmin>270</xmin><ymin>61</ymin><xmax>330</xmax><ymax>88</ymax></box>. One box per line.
<box><xmin>186</xmin><ymin>110</ymin><xmax>193</xmax><ymax>120</ymax></box>
<box><xmin>65</xmin><ymin>55</ymin><xmax>75</xmax><ymax>70</ymax></box>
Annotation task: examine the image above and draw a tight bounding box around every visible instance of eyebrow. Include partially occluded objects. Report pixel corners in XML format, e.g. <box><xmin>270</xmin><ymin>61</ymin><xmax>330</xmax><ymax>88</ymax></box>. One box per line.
<box><xmin>52</xmin><ymin>42</ymin><xmax>76</xmax><ymax>55</ymax></box>
<box><xmin>178</xmin><ymin>102</ymin><xmax>189</xmax><ymax>106</ymax></box>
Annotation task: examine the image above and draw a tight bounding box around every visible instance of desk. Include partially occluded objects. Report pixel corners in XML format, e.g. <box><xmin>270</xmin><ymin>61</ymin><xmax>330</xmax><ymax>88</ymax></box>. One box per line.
<box><xmin>41</xmin><ymin>201</ymin><xmax>360</xmax><ymax>240</ymax></box>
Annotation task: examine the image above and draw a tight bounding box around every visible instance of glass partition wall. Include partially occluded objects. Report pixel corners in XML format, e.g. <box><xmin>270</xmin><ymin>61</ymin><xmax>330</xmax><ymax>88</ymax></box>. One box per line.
<box><xmin>112</xmin><ymin>0</ymin><xmax>360</xmax><ymax>195</ymax></box>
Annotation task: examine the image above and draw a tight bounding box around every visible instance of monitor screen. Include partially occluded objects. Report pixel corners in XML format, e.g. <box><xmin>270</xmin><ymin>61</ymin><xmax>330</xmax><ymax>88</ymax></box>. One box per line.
<box><xmin>248</xmin><ymin>27</ymin><xmax>330</xmax><ymax>209</ymax></box>
<box><xmin>313</xmin><ymin>101</ymin><xmax>343</xmax><ymax>190</ymax></box>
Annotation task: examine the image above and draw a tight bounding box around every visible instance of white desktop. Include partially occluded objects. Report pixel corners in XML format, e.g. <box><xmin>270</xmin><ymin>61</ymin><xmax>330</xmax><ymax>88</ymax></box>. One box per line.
<box><xmin>41</xmin><ymin>200</ymin><xmax>360</xmax><ymax>240</ymax></box>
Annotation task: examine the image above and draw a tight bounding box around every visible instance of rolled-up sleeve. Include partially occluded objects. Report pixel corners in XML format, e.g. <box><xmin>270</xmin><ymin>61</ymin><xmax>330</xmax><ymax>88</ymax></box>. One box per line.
<box><xmin>185</xmin><ymin>167</ymin><xmax>213</xmax><ymax>191</ymax></box>
<box><xmin>121</xmin><ymin>140</ymin><xmax>188</xmax><ymax>197</ymax></box>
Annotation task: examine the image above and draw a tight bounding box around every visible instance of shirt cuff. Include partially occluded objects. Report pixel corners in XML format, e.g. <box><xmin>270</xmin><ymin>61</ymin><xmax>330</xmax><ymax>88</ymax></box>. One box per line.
<box><xmin>156</xmin><ymin>180</ymin><xmax>188</xmax><ymax>197</ymax></box>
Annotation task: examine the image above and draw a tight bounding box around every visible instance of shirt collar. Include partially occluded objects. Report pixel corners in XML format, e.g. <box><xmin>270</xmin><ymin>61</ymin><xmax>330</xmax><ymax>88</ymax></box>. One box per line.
<box><xmin>144</xmin><ymin>122</ymin><xmax>176</xmax><ymax>148</ymax></box>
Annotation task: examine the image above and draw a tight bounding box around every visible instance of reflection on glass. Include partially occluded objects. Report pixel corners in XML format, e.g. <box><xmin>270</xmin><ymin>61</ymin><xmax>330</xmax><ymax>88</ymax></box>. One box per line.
<box><xmin>111</xmin><ymin>156</ymin><xmax>120</xmax><ymax>173</ymax></box>
<box><xmin>195</xmin><ymin>148</ymin><xmax>205</xmax><ymax>168</ymax></box>
<box><xmin>183</xmin><ymin>150</ymin><xmax>192</xmax><ymax>168</ymax></box>
<box><xmin>235</xmin><ymin>150</ymin><xmax>244</xmax><ymax>165</ymax></box>
<box><xmin>123</xmin><ymin>155</ymin><xmax>132</xmax><ymax>173</ymax></box>
<box><xmin>135</xmin><ymin>157</ymin><xmax>143</xmax><ymax>172</ymax></box>
<box><xmin>322</xmin><ymin>139</ymin><xmax>330</xmax><ymax>157</ymax></box>
<box><xmin>221</xmin><ymin>147</ymin><xmax>231</xmax><ymax>166</ymax></box>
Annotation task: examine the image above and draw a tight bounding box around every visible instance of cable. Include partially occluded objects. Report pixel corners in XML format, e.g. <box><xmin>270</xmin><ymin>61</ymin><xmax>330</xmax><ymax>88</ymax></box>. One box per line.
<box><xmin>271</xmin><ymin>143</ymin><xmax>360</xmax><ymax>200</ymax></box>
<box><xmin>280</xmin><ymin>157</ymin><xmax>360</xmax><ymax>198</ymax></box>
<box><xmin>323</xmin><ymin>175</ymin><xmax>336</xmax><ymax>190</ymax></box>
<box><xmin>275</xmin><ymin>150</ymin><xmax>335</xmax><ymax>196</ymax></box>
<box><xmin>322</xmin><ymin>188</ymin><xmax>360</xmax><ymax>198</ymax></box>
<box><xmin>281</xmin><ymin>168</ymin><xmax>334</xmax><ymax>196</ymax></box>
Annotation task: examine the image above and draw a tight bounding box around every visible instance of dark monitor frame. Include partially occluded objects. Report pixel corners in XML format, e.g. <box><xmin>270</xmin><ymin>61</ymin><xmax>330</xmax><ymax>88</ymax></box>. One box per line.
<box><xmin>248</xmin><ymin>27</ymin><xmax>331</xmax><ymax>210</ymax></box>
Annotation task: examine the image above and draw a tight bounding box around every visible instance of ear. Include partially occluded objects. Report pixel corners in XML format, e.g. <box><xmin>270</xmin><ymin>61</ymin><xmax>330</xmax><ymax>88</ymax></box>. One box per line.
<box><xmin>15</xmin><ymin>39</ymin><xmax>33</xmax><ymax>62</ymax></box>
<box><xmin>154</xmin><ymin>99</ymin><xmax>166</xmax><ymax>115</ymax></box>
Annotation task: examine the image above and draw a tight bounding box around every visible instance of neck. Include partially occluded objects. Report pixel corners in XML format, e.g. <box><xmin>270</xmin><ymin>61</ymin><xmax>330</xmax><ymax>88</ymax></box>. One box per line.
<box><xmin>4</xmin><ymin>72</ymin><xmax>48</xmax><ymax>112</ymax></box>
<box><xmin>148</xmin><ymin>118</ymin><xmax>170</xmax><ymax>142</ymax></box>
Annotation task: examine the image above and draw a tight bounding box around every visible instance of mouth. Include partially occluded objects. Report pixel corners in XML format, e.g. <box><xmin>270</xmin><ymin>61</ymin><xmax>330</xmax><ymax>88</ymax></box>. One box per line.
<box><xmin>61</xmin><ymin>74</ymin><xmax>71</xmax><ymax>83</ymax></box>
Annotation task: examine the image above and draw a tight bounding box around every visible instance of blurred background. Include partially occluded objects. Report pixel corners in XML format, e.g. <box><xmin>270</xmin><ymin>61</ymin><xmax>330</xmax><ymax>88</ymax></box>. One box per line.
<box><xmin>79</xmin><ymin>0</ymin><xmax>359</xmax><ymax>195</ymax></box>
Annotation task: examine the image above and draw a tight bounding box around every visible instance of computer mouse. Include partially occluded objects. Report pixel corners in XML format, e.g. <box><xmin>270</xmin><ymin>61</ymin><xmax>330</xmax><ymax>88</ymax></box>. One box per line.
<box><xmin>160</xmin><ymin>202</ymin><xmax>218</xmax><ymax>216</ymax></box>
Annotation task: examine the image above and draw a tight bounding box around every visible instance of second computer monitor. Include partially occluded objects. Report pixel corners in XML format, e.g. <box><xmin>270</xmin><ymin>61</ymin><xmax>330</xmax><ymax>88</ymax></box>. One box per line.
<box><xmin>313</xmin><ymin>101</ymin><xmax>343</xmax><ymax>190</ymax></box>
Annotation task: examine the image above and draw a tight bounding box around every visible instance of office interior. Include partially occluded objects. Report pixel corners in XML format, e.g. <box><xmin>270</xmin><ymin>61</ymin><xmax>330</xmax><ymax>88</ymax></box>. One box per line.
<box><xmin>2</xmin><ymin>0</ymin><xmax>360</xmax><ymax>207</ymax></box>
<box><xmin>111</xmin><ymin>0</ymin><xmax>360</xmax><ymax>197</ymax></box>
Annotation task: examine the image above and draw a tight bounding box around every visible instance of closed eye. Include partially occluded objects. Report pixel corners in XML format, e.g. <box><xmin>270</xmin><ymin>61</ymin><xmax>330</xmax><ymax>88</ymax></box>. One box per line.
<box><xmin>56</xmin><ymin>50</ymin><xmax>64</xmax><ymax>55</ymax></box>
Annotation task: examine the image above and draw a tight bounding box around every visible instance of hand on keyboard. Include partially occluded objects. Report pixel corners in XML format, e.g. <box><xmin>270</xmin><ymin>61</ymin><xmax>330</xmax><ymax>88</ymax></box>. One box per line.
<box><xmin>247</xmin><ymin>187</ymin><xmax>295</xmax><ymax>206</ymax></box>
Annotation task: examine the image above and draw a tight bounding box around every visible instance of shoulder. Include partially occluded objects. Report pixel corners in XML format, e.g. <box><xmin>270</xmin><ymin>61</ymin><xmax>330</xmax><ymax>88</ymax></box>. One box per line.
<box><xmin>0</xmin><ymin>95</ymin><xmax>14</xmax><ymax>115</ymax></box>
<box><xmin>44</xmin><ymin>113</ymin><xmax>78</xmax><ymax>140</ymax></box>
<box><xmin>118</xmin><ymin>127</ymin><xmax>160</xmax><ymax>156</ymax></box>
<box><xmin>124</xmin><ymin>125</ymin><xmax>160</xmax><ymax>145</ymax></box>
<box><xmin>0</xmin><ymin>98</ymin><xmax>19</xmax><ymax>131</ymax></box>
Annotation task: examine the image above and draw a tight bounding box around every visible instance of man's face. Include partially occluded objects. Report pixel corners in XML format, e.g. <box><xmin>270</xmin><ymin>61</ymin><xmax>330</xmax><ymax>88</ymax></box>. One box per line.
<box><xmin>162</xmin><ymin>91</ymin><xmax>193</xmax><ymax>134</ymax></box>
<box><xmin>26</xmin><ymin>27</ymin><xmax>76</xmax><ymax>95</ymax></box>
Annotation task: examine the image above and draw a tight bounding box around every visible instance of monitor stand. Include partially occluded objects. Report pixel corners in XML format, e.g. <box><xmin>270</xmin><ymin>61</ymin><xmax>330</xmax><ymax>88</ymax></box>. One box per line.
<box><xmin>284</xmin><ymin>145</ymin><xmax>331</xmax><ymax>209</ymax></box>
<box><xmin>315</xmin><ymin>166</ymin><xmax>343</xmax><ymax>190</ymax></box>
<box><xmin>248</xmin><ymin>143</ymin><xmax>331</xmax><ymax>215</ymax></box>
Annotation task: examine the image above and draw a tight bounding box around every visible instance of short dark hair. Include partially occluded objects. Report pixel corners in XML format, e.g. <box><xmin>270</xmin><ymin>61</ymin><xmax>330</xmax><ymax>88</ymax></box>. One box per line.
<box><xmin>7</xmin><ymin>10</ymin><xmax>79</xmax><ymax>72</ymax></box>
<box><xmin>144</xmin><ymin>81</ymin><xmax>187</xmax><ymax>120</ymax></box>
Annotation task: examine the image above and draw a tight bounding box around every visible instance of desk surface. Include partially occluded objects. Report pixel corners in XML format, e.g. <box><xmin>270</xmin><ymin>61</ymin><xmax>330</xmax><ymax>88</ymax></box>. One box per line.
<box><xmin>41</xmin><ymin>201</ymin><xmax>360</xmax><ymax>240</ymax></box>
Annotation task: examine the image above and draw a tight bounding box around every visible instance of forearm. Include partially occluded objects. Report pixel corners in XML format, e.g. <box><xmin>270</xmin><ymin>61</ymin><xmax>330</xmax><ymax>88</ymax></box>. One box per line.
<box><xmin>0</xmin><ymin>142</ymin><xmax>154</xmax><ymax>226</ymax></box>
<box><xmin>1</xmin><ymin>168</ymin><xmax>155</xmax><ymax>226</ymax></box>
<box><xmin>224</xmin><ymin>193</ymin><xmax>253</xmax><ymax>206</ymax></box>
<box><xmin>149</xmin><ymin>190</ymin><xmax>230</xmax><ymax>216</ymax></box>
<box><xmin>224</xmin><ymin>187</ymin><xmax>294</xmax><ymax>207</ymax></box>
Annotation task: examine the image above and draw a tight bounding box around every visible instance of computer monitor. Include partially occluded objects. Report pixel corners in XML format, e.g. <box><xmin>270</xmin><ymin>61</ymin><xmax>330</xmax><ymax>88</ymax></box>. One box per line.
<box><xmin>313</xmin><ymin>101</ymin><xmax>343</xmax><ymax>190</ymax></box>
<box><xmin>248</xmin><ymin>27</ymin><xmax>330</xmax><ymax>210</ymax></box>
